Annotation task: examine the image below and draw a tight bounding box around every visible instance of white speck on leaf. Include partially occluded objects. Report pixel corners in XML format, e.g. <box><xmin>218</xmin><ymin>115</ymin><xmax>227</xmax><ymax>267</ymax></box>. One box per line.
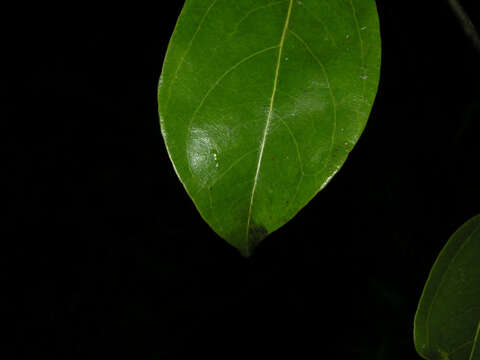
<box><xmin>360</xmin><ymin>75</ymin><xmax>368</xmax><ymax>80</ymax></box>
<box><xmin>361</xmin><ymin>26</ymin><xmax>367</xmax><ymax>31</ymax></box>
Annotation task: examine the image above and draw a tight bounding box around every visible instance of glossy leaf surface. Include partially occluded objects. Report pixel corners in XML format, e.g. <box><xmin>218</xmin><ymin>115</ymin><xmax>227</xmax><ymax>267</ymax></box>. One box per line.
<box><xmin>158</xmin><ymin>0</ymin><xmax>381</xmax><ymax>255</ymax></box>
<box><xmin>414</xmin><ymin>215</ymin><xmax>480</xmax><ymax>360</ymax></box>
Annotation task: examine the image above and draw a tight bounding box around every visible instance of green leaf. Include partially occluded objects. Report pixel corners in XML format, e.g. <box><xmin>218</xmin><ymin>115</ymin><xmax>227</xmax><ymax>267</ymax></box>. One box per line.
<box><xmin>158</xmin><ymin>0</ymin><xmax>381</xmax><ymax>256</ymax></box>
<box><xmin>414</xmin><ymin>215</ymin><xmax>480</xmax><ymax>360</ymax></box>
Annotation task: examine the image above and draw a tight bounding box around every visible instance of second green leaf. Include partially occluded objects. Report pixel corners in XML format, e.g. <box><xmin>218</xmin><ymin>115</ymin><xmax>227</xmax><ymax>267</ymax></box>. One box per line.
<box><xmin>414</xmin><ymin>214</ymin><xmax>480</xmax><ymax>360</ymax></box>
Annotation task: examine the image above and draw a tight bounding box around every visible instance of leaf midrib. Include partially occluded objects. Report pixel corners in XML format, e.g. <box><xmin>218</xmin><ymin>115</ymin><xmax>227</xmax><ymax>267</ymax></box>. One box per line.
<box><xmin>245</xmin><ymin>0</ymin><xmax>294</xmax><ymax>250</ymax></box>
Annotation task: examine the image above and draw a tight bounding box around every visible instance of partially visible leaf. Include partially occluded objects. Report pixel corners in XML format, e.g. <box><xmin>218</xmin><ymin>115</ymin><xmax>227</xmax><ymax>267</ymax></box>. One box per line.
<box><xmin>158</xmin><ymin>0</ymin><xmax>381</xmax><ymax>255</ymax></box>
<box><xmin>414</xmin><ymin>214</ymin><xmax>480</xmax><ymax>360</ymax></box>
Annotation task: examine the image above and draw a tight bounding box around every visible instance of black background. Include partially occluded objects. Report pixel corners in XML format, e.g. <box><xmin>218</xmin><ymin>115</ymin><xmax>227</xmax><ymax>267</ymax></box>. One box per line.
<box><xmin>3</xmin><ymin>1</ymin><xmax>480</xmax><ymax>358</ymax></box>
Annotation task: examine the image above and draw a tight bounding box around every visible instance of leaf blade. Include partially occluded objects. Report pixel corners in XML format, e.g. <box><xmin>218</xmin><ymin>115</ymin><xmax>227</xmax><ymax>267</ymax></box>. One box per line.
<box><xmin>158</xmin><ymin>0</ymin><xmax>381</xmax><ymax>254</ymax></box>
<box><xmin>414</xmin><ymin>214</ymin><xmax>480</xmax><ymax>360</ymax></box>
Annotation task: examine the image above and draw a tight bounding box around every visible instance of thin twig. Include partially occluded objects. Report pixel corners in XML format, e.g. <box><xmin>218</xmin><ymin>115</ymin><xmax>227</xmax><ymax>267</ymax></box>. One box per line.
<box><xmin>447</xmin><ymin>0</ymin><xmax>480</xmax><ymax>53</ymax></box>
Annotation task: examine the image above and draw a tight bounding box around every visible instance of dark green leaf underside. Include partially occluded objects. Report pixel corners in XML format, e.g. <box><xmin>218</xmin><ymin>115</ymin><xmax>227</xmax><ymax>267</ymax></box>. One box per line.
<box><xmin>414</xmin><ymin>214</ymin><xmax>480</xmax><ymax>360</ymax></box>
<box><xmin>158</xmin><ymin>0</ymin><xmax>381</xmax><ymax>255</ymax></box>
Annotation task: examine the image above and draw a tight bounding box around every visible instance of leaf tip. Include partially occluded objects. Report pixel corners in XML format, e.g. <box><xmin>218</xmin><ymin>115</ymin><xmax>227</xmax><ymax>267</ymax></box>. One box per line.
<box><xmin>238</xmin><ymin>223</ymin><xmax>268</xmax><ymax>258</ymax></box>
